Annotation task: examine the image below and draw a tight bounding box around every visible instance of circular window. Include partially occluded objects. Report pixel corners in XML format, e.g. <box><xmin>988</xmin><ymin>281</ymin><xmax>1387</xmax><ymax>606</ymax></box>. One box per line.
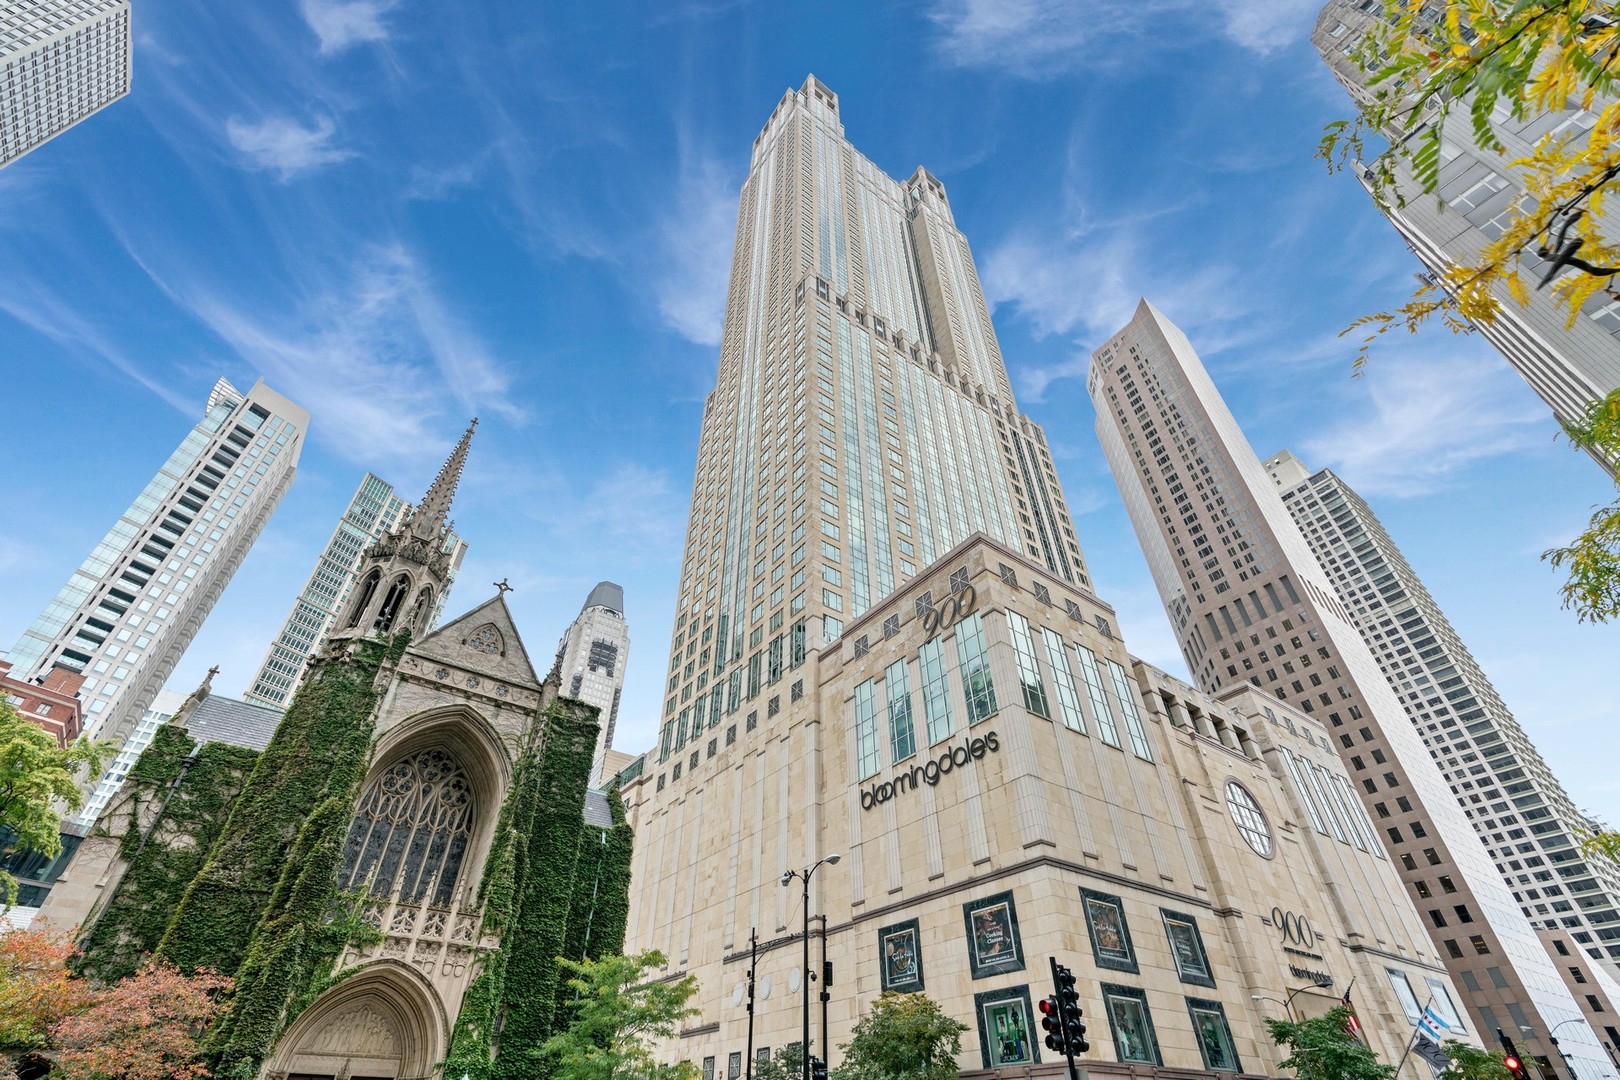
<box><xmin>1224</xmin><ymin>781</ymin><xmax>1273</xmax><ymax>857</ymax></box>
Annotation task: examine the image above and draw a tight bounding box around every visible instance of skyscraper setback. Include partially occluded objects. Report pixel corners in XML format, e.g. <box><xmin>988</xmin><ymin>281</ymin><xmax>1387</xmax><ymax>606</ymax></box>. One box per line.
<box><xmin>657</xmin><ymin>75</ymin><xmax>1085</xmax><ymax>759</ymax></box>
<box><xmin>1088</xmin><ymin>300</ymin><xmax>1608</xmax><ymax>1075</ymax></box>
<box><xmin>8</xmin><ymin>377</ymin><xmax>307</xmax><ymax>823</ymax></box>
<box><xmin>243</xmin><ymin>472</ymin><xmax>467</xmax><ymax>710</ymax></box>
<box><xmin>1263</xmin><ymin>450</ymin><xmax>1620</xmax><ymax>982</ymax></box>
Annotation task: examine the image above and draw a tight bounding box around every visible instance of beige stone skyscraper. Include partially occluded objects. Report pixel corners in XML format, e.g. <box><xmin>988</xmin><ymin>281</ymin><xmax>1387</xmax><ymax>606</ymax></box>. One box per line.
<box><xmin>1089</xmin><ymin>300</ymin><xmax>1611</xmax><ymax>1077</ymax></box>
<box><xmin>654</xmin><ymin>75</ymin><xmax>1085</xmax><ymax>764</ymax></box>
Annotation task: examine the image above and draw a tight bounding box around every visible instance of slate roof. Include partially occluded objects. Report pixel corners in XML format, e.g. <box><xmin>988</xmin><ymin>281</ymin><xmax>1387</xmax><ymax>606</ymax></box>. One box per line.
<box><xmin>189</xmin><ymin>696</ymin><xmax>284</xmax><ymax>752</ymax></box>
<box><xmin>584</xmin><ymin>788</ymin><xmax>615</xmax><ymax>829</ymax></box>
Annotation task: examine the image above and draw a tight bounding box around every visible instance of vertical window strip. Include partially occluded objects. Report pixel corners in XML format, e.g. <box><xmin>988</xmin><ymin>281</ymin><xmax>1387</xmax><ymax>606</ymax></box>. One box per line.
<box><xmin>1076</xmin><ymin>645</ymin><xmax>1121</xmax><ymax>748</ymax></box>
<box><xmin>919</xmin><ymin>637</ymin><xmax>955</xmax><ymax>744</ymax></box>
<box><xmin>1006</xmin><ymin>610</ymin><xmax>1051</xmax><ymax>719</ymax></box>
<box><xmin>1280</xmin><ymin>748</ymin><xmax>1329</xmax><ymax>835</ymax></box>
<box><xmin>1328</xmin><ymin>772</ymin><xmax>1374</xmax><ymax>852</ymax></box>
<box><xmin>855</xmin><ymin>678</ymin><xmax>880</xmax><ymax>780</ymax></box>
<box><xmin>885</xmin><ymin>658</ymin><xmax>917</xmax><ymax>764</ymax></box>
<box><xmin>1305</xmin><ymin>761</ymin><xmax>1350</xmax><ymax>843</ymax></box>
<box><xmin>1337</xmin><ymin>773</ymin><xmax>1384</xmax><ymax>858</ymax></box>
<box><xmin>954</xmin><ymin>612</ymin><xmax>998</xmax><ymax>723</ymax></box>
<box><xmin>1041</xmin><ymin>627</ymin><xmax>1086</xmax><ymax>733</ymax></box>
<box><xmin>1106</xmin><ymin>659</ymin><xmax>1152</xmax><ymax>760</ymax></box>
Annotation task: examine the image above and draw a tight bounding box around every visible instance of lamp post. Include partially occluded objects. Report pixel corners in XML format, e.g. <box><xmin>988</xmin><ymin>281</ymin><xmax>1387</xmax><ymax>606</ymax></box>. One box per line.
<box><xmin>1549</xmin><ymin>1019</ymin><xmax>1588</xmax><ymax>1080</ymax></box>
<box><xmin>781</xmin><ymin>853</ymin><xmax>841</xmax><ymax>1080</ymax></box>
<box><xmin>1250</xmin><ymin>985</ymin><xmax>1317</xmax><ymax>1021</ymax></box>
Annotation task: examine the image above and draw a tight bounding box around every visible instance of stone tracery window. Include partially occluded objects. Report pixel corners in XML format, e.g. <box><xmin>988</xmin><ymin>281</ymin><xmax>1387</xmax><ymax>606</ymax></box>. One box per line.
<box><xmin>340</xmin><ymin>748</ymin><xmax>474</xmax><ymax>907</ymax></box>
<box><xmin>464</xmin><ymin>623</ymin><xmax>503</xmax><ymax>655</ymax></box>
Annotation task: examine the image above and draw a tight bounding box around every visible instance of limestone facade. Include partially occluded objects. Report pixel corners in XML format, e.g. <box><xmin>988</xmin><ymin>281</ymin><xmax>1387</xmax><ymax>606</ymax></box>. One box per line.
<box><xmin>622</xmin><ymin>534</ymin><xmax>1477</xmax><ymax>1078</ymax></box>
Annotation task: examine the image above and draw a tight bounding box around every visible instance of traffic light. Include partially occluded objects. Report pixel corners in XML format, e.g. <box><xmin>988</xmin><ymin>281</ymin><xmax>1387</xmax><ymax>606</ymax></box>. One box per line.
<box><xmin>809</xmin><ymin>1058</ymin><xmax>827</xmax><ymax>1080</ymax></box>
<box><xmin>1055</xmin><ymin>963</ymin><xmax>1089</xmax><ymax>1054</ymax></box>
<box><xmin>1040</xmin><ymin>995</ymin><xmax>1067</xmax><ymax>1052</ymax></box>
<box><xmin>1499</xmin><ymin>1030</ymin><xmax>1528</xmax><ymax>1080</ymax></box>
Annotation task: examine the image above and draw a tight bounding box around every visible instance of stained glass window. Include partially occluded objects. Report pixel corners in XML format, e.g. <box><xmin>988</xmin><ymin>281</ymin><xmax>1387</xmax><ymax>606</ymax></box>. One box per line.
<box><xmin>340</xmin><ymin>747</ymin><xmax>474</xmax><ymax>907</ymax></box>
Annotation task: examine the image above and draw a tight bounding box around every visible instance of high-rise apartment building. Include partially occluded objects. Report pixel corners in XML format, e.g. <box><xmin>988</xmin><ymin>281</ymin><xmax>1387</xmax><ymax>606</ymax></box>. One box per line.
<box><xmin>553</xmin><ymin>580</ymin><xmax>629</xmax><ymax>785</ymax></box>
<box><xmin>243</xmin><ymin>472</ymin><xmax>466</xmax><ymax>710</ymax></box>
<box><xmin>655</xmin><ymin>74</ymin><xmax>1086</xmax><ymax>762</ymax></box>
<box><xmin>620</xmin><ymin>78</ymin><xmax>1490</xmax><ymax>1079</ymax></box>
<box><xmin>0</xmin><ymin>0</ymin><xmax>132</xmax><ymax>168</ymax></box>
<box><xmin>8</xmin><ymin>377</ymin><xmax>307</xmax><ymax>823</ymax></box>
<box><xmin>1089</xmin><ymin>299</ymin><xmax>1609</xmax><ymax>1075</ymax></box>
<box><xmin>1262</xmin><ymin>449</ymin><xmax>1620</xmax><ymax>982</ymax></box>
<box><xmin>1312</xmin><ymin>1</ymin><xmax>1620</xmax><ymax>474</ymax></box>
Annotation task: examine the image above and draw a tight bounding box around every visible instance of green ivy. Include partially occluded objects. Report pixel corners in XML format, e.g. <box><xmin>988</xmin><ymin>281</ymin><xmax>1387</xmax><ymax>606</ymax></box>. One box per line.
<box><xmin>75</xmin><ymin>727</ymin><xmax>260</xmax><ymax>983</ymax></box>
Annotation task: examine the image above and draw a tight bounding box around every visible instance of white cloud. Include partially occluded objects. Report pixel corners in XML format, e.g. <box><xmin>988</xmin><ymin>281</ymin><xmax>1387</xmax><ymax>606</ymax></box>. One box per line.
<box><xmin>225</xmin><ymin>114</ymin><xmax>353</xmax><ymax>181</ymax></box>
<box><xmin>928</xmin><ymin>0</ymin><xmax>1317</xmax><ymax>75</ymax></box>
<box><xmin>651</xmin><ymin>151</ymin><xmax>738</xmax><ymax>346</ymax></box>
<box><xmin>299</xmin><ymin>0</ymin><xmax>397</xmax><ymax>54</ymax></box>
<box><xmin>1301</xmin><ymin>352</ymin><xmax>1550</xmax><ymax>498</ymax></box>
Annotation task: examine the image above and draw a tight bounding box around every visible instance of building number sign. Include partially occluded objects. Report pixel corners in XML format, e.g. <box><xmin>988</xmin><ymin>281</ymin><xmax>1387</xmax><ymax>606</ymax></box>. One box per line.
<box><xmin>921</xmin><ymin>584</ymin><xmax>977</xmax><ymax>636</ymax></box>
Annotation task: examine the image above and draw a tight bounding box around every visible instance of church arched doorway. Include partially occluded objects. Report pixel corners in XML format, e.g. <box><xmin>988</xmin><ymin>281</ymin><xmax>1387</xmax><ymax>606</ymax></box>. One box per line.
<box><xmin>263</xmin><ymin>961</ymin><xmax>446</xmax><ymax>1080</ymax></box>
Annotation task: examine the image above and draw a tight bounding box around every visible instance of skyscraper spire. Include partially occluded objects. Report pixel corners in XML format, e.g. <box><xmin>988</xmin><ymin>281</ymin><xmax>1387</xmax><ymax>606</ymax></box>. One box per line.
<box><xmin>411</xmin><ymin>418</ymin><xmax>477</xmax><ymax>541</ymax></box>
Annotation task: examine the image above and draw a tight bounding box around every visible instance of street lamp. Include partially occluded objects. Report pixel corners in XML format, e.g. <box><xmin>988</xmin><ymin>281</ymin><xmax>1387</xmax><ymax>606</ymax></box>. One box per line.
<box><xmin>782</xmin><ymin>853</ymin><xmax>841</xmax><ymax>1080</ymax></box>
<box><xmin>1250</xmin><ymin>985</ymin><xmax>1317</xmax><ymax>1021</ymax></box>
<box><xmin>1548</xmin><ymin>1019</ymin><xmax>1589</xmax><ymax>1080</ymax></box>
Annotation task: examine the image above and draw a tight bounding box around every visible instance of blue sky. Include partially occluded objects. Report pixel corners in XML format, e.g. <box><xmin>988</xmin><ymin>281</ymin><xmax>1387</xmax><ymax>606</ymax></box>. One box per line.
<box><xmin>2</xmin><ymin>0</ymin><xmax>1616</xmax><ymax>821</ymax></box>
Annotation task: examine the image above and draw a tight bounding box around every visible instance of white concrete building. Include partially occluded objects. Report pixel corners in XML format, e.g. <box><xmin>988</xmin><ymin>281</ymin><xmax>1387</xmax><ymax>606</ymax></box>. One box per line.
<box><xmin>0</xmin><ymin>0</ymin><xmax>132</xmax><ymax>167</ymax></box>
<box><xmin>1264</xmin><ymin>449</ymin><xmax>1620</xmax><ymax>983</ymax></box>
<box><xmin>553</xmin><ymin>581</ymin><xmax>629</xmax><ymax>786</ymax></box>
<box><xmin>7</xmin><ymin>376</ymin><xmax>307</xmax><ymax>825</ymax></box>
<box><xmin>1313</xmin><ymin>0</ymin><xmax>1620</xmax><ymax>475</ymax></box>
<box><xmin>243</xmin><ymin>472</ymin><xmax>466</xmax><ymax>710</ymax></box>
<box><xmin>1088</xmin><ymin>299</ymin><xmax>1610</xmax><ymax>1077</ymax></box>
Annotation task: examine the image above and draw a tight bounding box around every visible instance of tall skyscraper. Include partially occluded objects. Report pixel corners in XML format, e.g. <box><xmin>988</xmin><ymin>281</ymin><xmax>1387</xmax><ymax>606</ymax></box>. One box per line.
<box><xmin>8</xmin><ymin>377</ymin><xmax>307</xmax><ymax>823</ymax></box>
<box><xmin>553</xmin><ymin>581</ymin><xmax>629</xmax><ymax>786</ymax></box>
<box><xmin>1313</xmin><ymin>1</ymin><xmax>1620</xmax><ymax>474</ymax></box>
<box><xmin>1089</xmin><ymin>299</ymin><xmax>1608</xmax><ymax>1074</ymax></box>
<box><xmin>655</xmin><ymin>75</ymin><xmax>1086</xmax><ymax>762</ymax></box>
<box><xmin>243</xmin><ymin>472</ymin><xmax>467</xmax><ymax>710</ymax></box>
<box><xmin>0</xmin><ymin>0</ymin><xmax>132</xmax><ymax>168</ymax></box>
<box><xmin>1263</xmin><ymin>449</ymin><xmax>1620</xmax><ymax>982</ymax></box>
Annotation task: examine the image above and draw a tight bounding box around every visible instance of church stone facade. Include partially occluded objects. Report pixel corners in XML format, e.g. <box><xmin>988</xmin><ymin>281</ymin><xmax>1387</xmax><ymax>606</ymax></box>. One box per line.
<box><xmin>45</xmin><ymin>423</ymin><xmax>634</xmax><ymax>1080</ymax></box>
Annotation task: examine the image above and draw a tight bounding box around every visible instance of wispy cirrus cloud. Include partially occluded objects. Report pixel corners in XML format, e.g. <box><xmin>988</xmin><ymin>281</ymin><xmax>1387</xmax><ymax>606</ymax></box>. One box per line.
<box><xmin>1301</xmin><ymin>352</ymin><xmax>1549</xmax><ymax>498</ymax></box>
<box><xmin>299</xmin><ymin>0</ymin><xmax>398</xmax><ymax>54</ymax></box>
<box><xmin>650</xmin><ymin>148</ymin><xmax>738</xmax><ymax>346</ymax></box>
<box><xmin>928</xmin><ymin>0</ymin><xmax>1319</xmax><ymax>76</ymax></box>
<box><xmin>225</xmin><ymin>114</ymin><xmax>354</xmax><ymax>180</ymax></box>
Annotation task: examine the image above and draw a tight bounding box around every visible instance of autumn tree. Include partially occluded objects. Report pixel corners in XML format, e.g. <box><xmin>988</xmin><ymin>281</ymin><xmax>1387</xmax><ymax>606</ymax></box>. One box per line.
<box><xmin>49</xmin><ymin>959</ymin><xmax>231</xmax><ymax>1080</ymax></box>
<box><xmin>1265</xmin><ymin>1007</ymin><xmax>1396</xmax><ymax>1080</ymax></box>
<box><xmin>0</xmin><ymin>699</ymin><xmax>111</xmax><ymax>904</ymax></box>
<box><xmin>0</xmin><ymin>928</ymin><xmax>94</xmax><ymax>1052</ymax></box>
<box><xmin>540</xmin><ymin>950</ymin><xmax>699</xmax><ymax>1080</ymax></box>
<box><xmin>1321</xmin><ymin>0</ymin><xmax>1620</xmax><ymax>622</ymax></box>
<box><xmin>833</xmin><ymin>992</ymin><xmax>966</xmax><ymax>1080</ymax></box>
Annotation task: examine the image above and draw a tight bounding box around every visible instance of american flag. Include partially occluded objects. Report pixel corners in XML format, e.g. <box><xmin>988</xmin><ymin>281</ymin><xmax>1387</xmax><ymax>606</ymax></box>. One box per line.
<box><xmin>1342</xmin><ymin>983</ymin><xmax>1364</xmax><ymax>1040</ymax></box>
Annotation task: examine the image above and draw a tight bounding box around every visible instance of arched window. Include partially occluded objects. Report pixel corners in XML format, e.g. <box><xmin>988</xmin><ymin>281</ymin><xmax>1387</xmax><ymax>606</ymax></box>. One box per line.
<box><xmin>408</xmin><ymin>588</ymin><xmax>434</xmax><ymax>633</ymax></box>
<box><xmin>340</xmin><ymin>748</ymin><xmax>473</xmax><ymax>907</ymax></box>
<box><xmin>347</xmin><ymin>570</ymin><xmax>381</xmax><ymax>629</ymax></box>
<box><xmin>373</xmin><ymin>574</ymin><xmax>412</xmax><ymax>632</ymax></box>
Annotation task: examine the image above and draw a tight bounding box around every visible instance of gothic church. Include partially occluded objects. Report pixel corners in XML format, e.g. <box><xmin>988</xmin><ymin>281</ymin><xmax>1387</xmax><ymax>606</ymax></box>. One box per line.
<box><xmin>44</xmin><ymin>423</ymin><xmax>634</xmax><ymax>1080</ymax></box>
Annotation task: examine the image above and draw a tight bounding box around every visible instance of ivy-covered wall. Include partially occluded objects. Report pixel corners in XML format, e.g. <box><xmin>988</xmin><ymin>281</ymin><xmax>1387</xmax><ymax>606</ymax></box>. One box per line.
<box><xmin>444</xmin><ymin>696</ymin><xmax>634</xmax><ymax>1080</ymax></box>
<box><xmin>75</xmin><ymin>726</ymin><xmax>260</xmax><ymax>984</ymax></box>
<box><xmin>156</xmin><ymin>635</ymin><xmax>404</xmax><ymax>979</ymax></box>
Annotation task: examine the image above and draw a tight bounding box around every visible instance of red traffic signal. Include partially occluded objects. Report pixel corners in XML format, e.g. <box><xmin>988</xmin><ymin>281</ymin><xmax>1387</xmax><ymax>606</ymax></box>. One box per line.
<box><xmin>1040</xmin><ymin>995</ymin><xmax>1065</xmax><ymax>1051</ymax></box>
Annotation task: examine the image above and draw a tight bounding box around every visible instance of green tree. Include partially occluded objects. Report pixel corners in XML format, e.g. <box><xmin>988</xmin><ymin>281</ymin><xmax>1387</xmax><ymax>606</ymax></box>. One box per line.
<box><xmin>539</xmin><ymin>950</ymin><xmax>699</xmax><ymax>1080</ymax></box>
<box><xmin>0</xmin><ymin>699</ymin><xmax>110</xmax><ymax>905</ymax></box>
<box><xmin>1264</xmin><ymin>1007</ymin><xmax>1396</xmax><ymax>1080</ymax></box>
<box><xmin>1321</xmin><ymin>1</ymin><xmax>1620</xmax><ymax>622</ymax></box>
<box><xmin>832</xmin><ymin>991</ymin><xmax>966</xmax><ymax>1080</ymax></box>
<box><xmin>1438</xmin><ymin>1039</ymin><xmax>1514</xmax><ymax>1080</ymax></box>
<box><xmin>752</xmin><ymin>1043</ymin><xmax>803</xmax><ymax>1080</ymax></box>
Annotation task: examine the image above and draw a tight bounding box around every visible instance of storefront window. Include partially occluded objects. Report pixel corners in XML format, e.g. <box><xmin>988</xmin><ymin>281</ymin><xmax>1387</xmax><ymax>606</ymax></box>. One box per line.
<box><xmin>1187</xmin><ymin>998</ymin><xmax>1240</xmax><ymax>1071</ymax></box>
<box><xmin>1103</xmin><ymin>985</ymin><xmax>1162</xmax><ymax>1065</ymax></box>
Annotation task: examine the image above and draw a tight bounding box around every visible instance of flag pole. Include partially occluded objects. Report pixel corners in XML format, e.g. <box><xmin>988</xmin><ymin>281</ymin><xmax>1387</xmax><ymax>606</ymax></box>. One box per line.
<box><xmin>1392</xmin><ymin>994</ymin><xmax>1438</xmax><ymax>1080</ymax></box>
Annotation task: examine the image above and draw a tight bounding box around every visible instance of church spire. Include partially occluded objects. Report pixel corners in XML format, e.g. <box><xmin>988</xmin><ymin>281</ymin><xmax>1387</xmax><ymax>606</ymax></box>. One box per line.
<box><xmin>410</xmin><ymin>418</ymin><xmax>477</xmax><ymax>541</ymax></box>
